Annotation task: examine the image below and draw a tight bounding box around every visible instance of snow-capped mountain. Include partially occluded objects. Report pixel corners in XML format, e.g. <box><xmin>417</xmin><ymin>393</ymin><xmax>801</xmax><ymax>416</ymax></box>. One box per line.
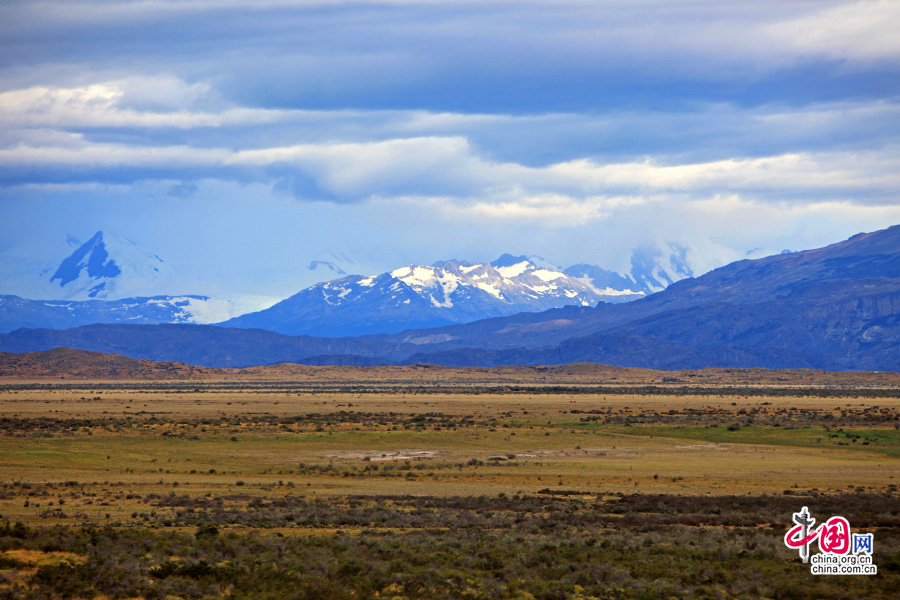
<box><xmin>46</xmin><ymin>231</ymin><xmax>168</xmax><ymax>300</ymax></box>
<box><xmin>0</xmin><ymin>231</ymin><xmax>275</xmax><ymax>331</ymax></box>
<box><xmin>0</xmin><ymin>230</ymin><xmax>172</xmax><ymax>301</ymax></box>
<box><xmin>220</xmin><ymin>254</ymin><xmax>606</xmax><ymax>337</ymax></box>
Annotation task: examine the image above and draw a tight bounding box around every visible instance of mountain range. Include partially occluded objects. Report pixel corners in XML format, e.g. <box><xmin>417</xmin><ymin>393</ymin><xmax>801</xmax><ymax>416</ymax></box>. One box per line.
<box><xmin>1</xmin><ymin>225</ymin><xmax>898</xmax><ymax>370</ymax></box>
<box><xmin>221</xmin><ymin>254</ymin><xmax>613</xmax><ymax>337</ymax></box>
<box><xmin>0</xmin><ymin>230</ymin><xmax>729</xmax><ymax>335</ymax></box>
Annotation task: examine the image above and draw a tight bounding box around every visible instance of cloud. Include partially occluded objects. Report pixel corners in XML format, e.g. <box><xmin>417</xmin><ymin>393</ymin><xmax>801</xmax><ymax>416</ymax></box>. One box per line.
<box><xmin>4</xmin><ymin>2</ymin><xmax>898</xmax><ymax>115</ymax></box>
<box><xmin>766</xmin><ymin>0</ymin><xmax>900</xmax><ymax>61</ymax></box>
<box><xmin>546</xmin><ymin>151</ymin><xmax>900</xmax><ymax>195</ymax></box>
<box><xmin>418</xmin><ymin>192</ymin><xmax>649</xmax><ymax>227</ymax></box>
<box><xmin>0</xmin><ymin>77</ymin><xmax>280</xmax><ymax>129</ymax></box>
<box><xmin>2</xmin><ymin>120</ymin><xmax>897</xmax><ymax>208</ymax></box>
<box><xmin>5</xmin><ymin>74</ymin><xmax>899</xmax><ymax>168</ymax></box>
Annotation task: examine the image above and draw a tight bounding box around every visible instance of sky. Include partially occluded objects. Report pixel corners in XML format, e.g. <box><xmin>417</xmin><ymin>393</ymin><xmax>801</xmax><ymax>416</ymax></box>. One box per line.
<box><xmin>1</xmin><ymin>0</ymin><xmax>899</xmax><ymax>300</ymax></box>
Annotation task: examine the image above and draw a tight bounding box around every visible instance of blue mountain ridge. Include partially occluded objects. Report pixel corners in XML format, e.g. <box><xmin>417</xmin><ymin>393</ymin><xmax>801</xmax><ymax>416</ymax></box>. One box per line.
<box><xmin>0</xmin><ymin>294</ymin><xmax>215</xmax><ymax>334</ymax></box>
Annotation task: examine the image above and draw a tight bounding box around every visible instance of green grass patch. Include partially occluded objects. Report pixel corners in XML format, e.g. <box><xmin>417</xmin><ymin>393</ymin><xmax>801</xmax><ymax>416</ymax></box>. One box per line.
<box><xmin>597</xmin><ymin>424</ymin><xmax>900</xmax><ymax>458</ymax></box>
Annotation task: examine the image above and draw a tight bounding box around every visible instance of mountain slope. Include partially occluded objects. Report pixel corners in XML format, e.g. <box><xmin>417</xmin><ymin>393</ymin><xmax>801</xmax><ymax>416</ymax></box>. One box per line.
<box><xmin>220</xmin><ymin>255</ymin><xmax>605</xmax><ymax>336</ymax></box>
<box><xmin>401</xmin><ymin>226</ymin><xmax>900</xmax><ymax>368</ymax></box>
<box><xmin>377</xmin><ymin>226</ymin><xmax>900</xmax><ymax>356</ymax></box>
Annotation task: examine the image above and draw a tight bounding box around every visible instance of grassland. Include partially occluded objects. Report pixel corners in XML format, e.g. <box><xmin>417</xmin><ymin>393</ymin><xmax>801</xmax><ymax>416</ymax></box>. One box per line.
<box><xmin>1</xmin><ymin>364</ymin><xmax>899</xmax><ymax>598</ymax></box>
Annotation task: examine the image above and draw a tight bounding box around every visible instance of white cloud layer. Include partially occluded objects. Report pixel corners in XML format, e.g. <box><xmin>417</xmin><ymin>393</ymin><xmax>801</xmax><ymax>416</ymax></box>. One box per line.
<box><xmin>766</xmin><ymin>0</ymin><xmax>900</xmax><ymax>60</ymax></box>
<box><xmin>0</xmin><ymin>77</ymin><xmax>279</xmax><ymax>129</ymax></box>
<box><xmin>3</xmin><ymin>131</ymin><xmax>897</xmax><ymax>210</ymax></box>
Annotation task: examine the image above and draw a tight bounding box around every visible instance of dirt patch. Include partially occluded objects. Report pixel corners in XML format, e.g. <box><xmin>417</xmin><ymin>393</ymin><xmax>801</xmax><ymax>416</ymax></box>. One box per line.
<box><xmin>323</xmin><ymin>450</ymin><xmax>440</xmax><ymax>461</ymax></box>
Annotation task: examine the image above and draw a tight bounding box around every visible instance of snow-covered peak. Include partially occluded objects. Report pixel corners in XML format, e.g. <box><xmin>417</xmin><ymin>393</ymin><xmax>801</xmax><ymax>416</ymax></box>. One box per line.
<box><xmin>298</xmin><ymin>254</ymin><xmax>605</xmax><ymax>317</ymax></box>
<box><xmin>496</xmin><ymin>261</ymin><xmax>530</xmax><ymax>278</ymax></box>
<box><xmin>51</xmin><ymin>231</ymin><xmax>124</xmax><ymax>290</ymax></box>
<box><xmin>45</xmin><ymin>231</ymin><xmax>168</xmax><ymax>300</ymax></box>
<box><xmin>380</xmin><ymin>256</ymin><xmax>601</xmax><ymax>310</ymax></box>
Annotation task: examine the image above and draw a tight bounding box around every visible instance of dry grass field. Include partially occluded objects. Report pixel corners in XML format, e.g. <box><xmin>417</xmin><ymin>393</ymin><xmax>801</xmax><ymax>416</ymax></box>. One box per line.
<box><xmin>1</xmin><ymin>351</ymin><xmax>899</xmax><ymax>598</ymax></box>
